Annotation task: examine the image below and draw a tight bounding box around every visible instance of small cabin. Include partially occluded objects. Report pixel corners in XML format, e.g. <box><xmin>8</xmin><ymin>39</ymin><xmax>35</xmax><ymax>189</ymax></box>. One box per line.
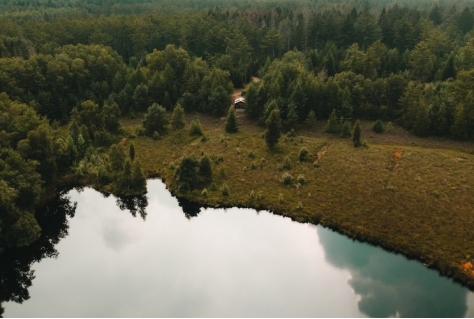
<box><xmin>234</xmin><ymin>96</ymin><xmax>246</xmax><ymax>111</ymax></box>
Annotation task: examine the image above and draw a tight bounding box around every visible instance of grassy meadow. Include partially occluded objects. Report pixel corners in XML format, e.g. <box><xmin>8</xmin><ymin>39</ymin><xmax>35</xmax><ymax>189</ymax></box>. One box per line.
<box><xmin>121</xmin><ymin>113</ymin><xmax>474</xmax><ymax>288</ymax></box>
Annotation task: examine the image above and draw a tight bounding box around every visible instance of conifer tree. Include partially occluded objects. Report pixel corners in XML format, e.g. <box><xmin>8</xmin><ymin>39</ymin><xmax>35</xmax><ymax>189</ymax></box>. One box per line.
<box><xmin>265</xmin><ymin>108</ymin><xmax>282</xmax><ymax>149</ymax></box>
<box><xmin>352</xmin><ymin>120</ymin><xmax>362</xmax><ymax>147</ymax></box>
<box><xmin>130</xmin><ymin>161</ymin><xmax>147</xmax><ymax>193</ymax></box>
<box><xmin>325</xmin><ymin>109</ymin><xmax>340</xmax><ymax>133</ymax></box>
<box><xmin>285</xmin><ymin>102</ymin><xmax>299</xmax><ymax>131</ymax></box>
<box><xmin>225</xmin><ymin>106</ymin><xmax>238</xmax><ymax>133</ymax></box>
<box><xmin>199</xmin><ymin>155</ymin><xmax>213</xmax><ymax>183</ymax></box>
<box><xmin>340</xmin><ymin>121</ymin><xmax>352</xmax><ymax>137</ymax></box>
<box><xmin>171</xmin><ymin>103</ymin><xmax>186</xmax><ymax>130</ymax></box>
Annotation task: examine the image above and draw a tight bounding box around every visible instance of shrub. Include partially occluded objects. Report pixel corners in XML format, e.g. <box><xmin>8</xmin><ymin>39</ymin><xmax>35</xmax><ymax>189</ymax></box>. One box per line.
<box><xmin>373</xmin><ymin>119</ymin><xmax>384</xmax><ymax>133</ymax></box>
<box><xmin>297</xmin><ymin>174</ymin><xmax>306</xmax><ymax>185</ymax></box>
<box><xmin>189</xmin><ymin>116</ymin><xmax>203</xmax><ymax>136</ymax></box>
<box><xmin>386</xmin><ymin>121</ymin><xmax>394</xmax><ymax>133</ymax></box>
<box><xmin>221</xmin><ymin>183</ymin><xmax>230</xmax><ymax>196</ymax></box>
<box><xmin>298</xmin><ymin>147</ymin><xmax>308</xmax><ymax>162</ymax></box>
<box><xmin>152</xmin><ymin>131</ymin><xmax>160</xmax><ymax>140</ymax></box>
<box><xmin>143</xmin><ymin>103</ymin><xmax>168</xmax><ymax>136</ymax></box>
<box><xmin>135</xmin><ymin>125</ymin><xmax>146</xmax><ymax>136</ymax></box>
<box><xmin>281</xmin><ymin>172</ymin><xmax>293</xmax><ymax>185</ymax></box>
<box><xmin>201</xmin><ymin>188</ymin><xmax>208</xmax><ymax>198</ymax></box>
<box><xmin>210</xmin><ymin>182</ymin><xmax>218</xmax><ymax>191</ymax></box>
<box><xmin>297</xmin><ymin>201</ymin><xmax>304</xmax><ymax>210</ymax></box>
<box><xmin>250</xmin><ymin>161</ymin><xmax>257</xmax><ymax>170</ymax></box>
<box><xmin>281</xmin><ymin>156</ymin><xmax>292</xmax><ymax>170</ymax></box>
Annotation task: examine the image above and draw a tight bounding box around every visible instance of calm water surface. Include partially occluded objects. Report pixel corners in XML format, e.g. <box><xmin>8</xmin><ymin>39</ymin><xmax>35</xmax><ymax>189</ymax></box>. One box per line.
<box><xmin>4</xmin><ymin>180</ymin><xmax>474</xmax><ymax>317</ymax></box>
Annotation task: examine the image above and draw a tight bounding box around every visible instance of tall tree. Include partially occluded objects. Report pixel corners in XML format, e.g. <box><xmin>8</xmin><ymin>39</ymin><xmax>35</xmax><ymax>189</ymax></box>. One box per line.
<box><xmin>224</xmin><ymin>106</ymin><xmax>238</xmax><ymax>133</ymax></box>
<box><xmin>265</xmin><ymin>108</ymin><xmax>282</xmax><ymax>149</ymax></box>
<box><xmin>142</xmin><ymin>103</ymin><xmax>168</xmax><ymax>136</ymax></box>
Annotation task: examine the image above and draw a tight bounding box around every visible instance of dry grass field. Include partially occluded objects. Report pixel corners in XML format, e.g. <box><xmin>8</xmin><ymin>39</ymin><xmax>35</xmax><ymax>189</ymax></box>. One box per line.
<box><xmin>120</xmin><ymin>113</ymin><xmax>474</xmax><ymax>289</ymax></box>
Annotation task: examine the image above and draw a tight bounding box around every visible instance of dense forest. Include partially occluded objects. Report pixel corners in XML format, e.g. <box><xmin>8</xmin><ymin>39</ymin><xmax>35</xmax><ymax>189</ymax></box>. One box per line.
<box><xmin>2</xmin><ymin>0</ymin><xmax>474</xmax><ymax>282</ymax></box>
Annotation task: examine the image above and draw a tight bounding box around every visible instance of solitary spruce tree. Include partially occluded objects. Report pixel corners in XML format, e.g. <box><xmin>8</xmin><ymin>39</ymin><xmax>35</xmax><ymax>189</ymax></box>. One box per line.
<box><xmin>352</xmin><ymin>120</ymin><xmax>362</xmax><ymax>147</ymax></box>
<box><xmin>225</xmin><ymin>106</ymin><xmax>238</xmax><ymax>133</ymax></box>
<box><xmin>265</xmin><ymin>108</ymin><xmax>282</xmax><ymax>149</ymax></box>
<box><xmin>171</xmin><ymin>103</ymin><xmax>186</xmax><ymax>130</ymax></box>
<box><xmin>325</xmin><ymin>109</ymin><xmax>340</xmax><ymax>133</ymax></box>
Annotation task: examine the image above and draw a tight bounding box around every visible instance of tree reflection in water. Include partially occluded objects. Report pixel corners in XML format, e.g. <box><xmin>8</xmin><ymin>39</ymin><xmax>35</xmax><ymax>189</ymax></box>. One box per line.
<box><xmin>0</xmin><ymin>190</ymin><xmax>149</xmax><ymax>317</ymax></box>
<box><xmin>317</xmin><ymin>226</ymin><xmax>468</xmax><ymax>317</ymax></box>
<box><xmin>176</xmin><ymin>196</ymin><xmax>201</xmax><ymax>219</ymax></box>
<box><xmin>115</xmin><ymin>193</ymin><xmax>148</xmax><ymax>220</ymax></box>
<box><xmin>0</xmin><ymin>191</ymin><xmax>77</xmax><ymax>317</ymax></box>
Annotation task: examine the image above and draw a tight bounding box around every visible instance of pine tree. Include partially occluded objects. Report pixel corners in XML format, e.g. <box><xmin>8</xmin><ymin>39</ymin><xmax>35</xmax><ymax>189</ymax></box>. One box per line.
<box><xmin>372</xmin><ymin>119</ymin><xmax>384</xmax><ymax>133</ymax></box>
<box><xmin>352</xmin><ymin>120</ymin><xmax>362</xmax><ymax>147</ymax></box>
<box><xmin>198</xmin><ymin>155</ymin><xmax>213</xmax><ymax>183</ymax></box>
<box><xmin>340</xmin><ymin>121</ymin><xmax>352</xmax><ymax>137</ymax></box>
<box><xmin>305</xmin><ymin>110</ymin><xmax>317</xmax><ymax>128</ymax></box>
<box><xmin>285</xmin><ymin>102</ymin><xmax>299</xmax><ymax>131</ymax></box>
<box><xmin>130</xmin><ymin>161</ymin><xmax>147</xmax><ymax>193</ymax></box>
<box><xmin>325</xmin><ymin>109</ymin><xmax>340</xmax><ymax>133</ymax></box>
<box><xmin>109</xmin><ymin>144</ymin><xmax>126</xmax><ymax>173</ymax></box>
<box><xmin>225</xmin><ymin>106</ymin><xmax>239</xmax><ymax>133</ymax></box>
<box><xmin>171</xmin><ymin>103</ymin><xmax>186</xmax><ymax>130</ymax></box>
<box><xmin>265</xmin><ymin>108</ymin><xmax>282</xmax><ymax>149</ymax></box>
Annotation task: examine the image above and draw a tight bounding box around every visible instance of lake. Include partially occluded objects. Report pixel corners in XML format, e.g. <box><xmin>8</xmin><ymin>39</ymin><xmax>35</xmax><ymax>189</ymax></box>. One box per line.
<box><xmin>3</xmin><ymin>179</ymin><xmax>474</xmax><ymax>317</ymax></box>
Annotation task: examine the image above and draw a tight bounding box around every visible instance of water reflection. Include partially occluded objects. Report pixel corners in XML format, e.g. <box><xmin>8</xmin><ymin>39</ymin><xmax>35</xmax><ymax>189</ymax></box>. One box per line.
<box><xmin>116</xmin><ymin>193</ymin><xmax>148</xmax><ymax>219</ymax></box>
<box><xmin>2</xmin><ymin>180</ymin><xmax>473</xmax><ymax>317</ymax></box>
<box><xmin>176</xmin><ymin>196</ymin><xmax>202</xmax><ymax>219</ymax></box>
<box><xmin>0</xmin><ymin>191</ymin><xmax>76</xmax><ymax>316</ymax></box>
<box><xmin>318</xmin><ymin>226</ymin><xmax>468</xmax><ymax>317</ymax></box>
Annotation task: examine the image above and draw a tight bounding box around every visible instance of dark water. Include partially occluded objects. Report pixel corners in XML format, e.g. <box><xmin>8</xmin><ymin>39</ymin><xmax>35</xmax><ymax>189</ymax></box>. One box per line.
<box><xmin>3</xmin><ymin>180</ymin><xmax>474</xmax><ymax>317</ymax></box>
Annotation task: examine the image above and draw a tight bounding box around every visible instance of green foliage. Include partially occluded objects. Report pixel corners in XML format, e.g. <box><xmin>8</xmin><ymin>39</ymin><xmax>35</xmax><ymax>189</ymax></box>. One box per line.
<box><xmin>189</xmin><ymin>116</ymin><xmax>203</xmax><ymax>136</ymax></box>
<box><xmin>225</xmin><ymin>106</ymin><xmax>239</xmax><ymax>133</ymax></box>
<box><xmin>352</xmin><ymin>120</ymin><xmax>362</xmax><ymax>147</ymax></box>
<box><xmin>264</xmin><ymin>108</ymin><xmax>282</xmax><ymax>149</ymax></box>
<box><xmin>297</xmin><ymin>174</ymin><xmax>306</xmax><ymax>185</ymax></box>
<box><xmin>135</xmin><ymin>125</ymin><xmax>146</xmax><ymax>137</ymax></box>
<box><xmin>325</xmin><ymin>109</ymin><xmax>340</xmax><ymax>133</ymax></box>
<box><xmin>305</xmin><ymin>110</ymin><xmax>317</xmax><ymax>128</ymax></box>
<box><xmin>143</xmin><ymin>103</ymin><xmax>168</xmax><ymax>136</ymax></box>
<box><xmin>171</xmin><ymin>104</ymin><xmax>186</xmax><ymax>131</ymax></box>
<box><xmin>298</xmin><ymin>147</ymin><xmax>308</xmax><ymax>162</ymax></box>
<box><xmin>281</xmin><ymin>172</ymin><xmax>293</xmax><ymax>185</ymax></box>
<box><xmin>201</xmin><ymin>188</ymin><xmax>209</xmax><ymax>198</ymax></box>
<box><xmin>221</xmin><ymin>183</ymin><xmax>230</xmax><ymax>196</ymax></box>
<box><xmin>281</xmin><ymin>156</ymin><xmax>292</xmax><ymax>170</ymax></box>
<box><xmin>174</xmin><ymin>156</ymin><xmax>199</xmax><ymax>193</ymax></box>
<box><xmin>385</xmin><ymin>121</ymin><xmax>394</xmax><ymax>133</ymax></box>
<box><xmin>372</xmin><ymin>119</ymin><xmax>384</xmax><ymax>133</ymax></box>
<box><xmin>285</xmin><ymin>102</ymin><xmax>299</xmax><ymax>131</ymax></box>
<box><xmin>340</xmin><ymin>121</ymin><xmax>352</xmax><ymax>138</ymax></box>
<box><xmin>108</xmin><ymin>144</ymin><xmax>126</xmax><ymax>173</ymax></box>
<box><xmin>199</xmin><ymin>155</ymin><xmax>213</xmax><ymax>183</ymax></box>
<box><xmin>152</xmin><ymin>131</ymin><xmax>161</xmax><ymax>140</ymax></box>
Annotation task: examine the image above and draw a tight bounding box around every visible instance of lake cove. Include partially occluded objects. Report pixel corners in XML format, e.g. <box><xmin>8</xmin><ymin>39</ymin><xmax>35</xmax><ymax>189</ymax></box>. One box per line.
<box><xmin>3</xmin><ymin>180</ymin><xmax>474</xmax><ymax>317</ymax></box>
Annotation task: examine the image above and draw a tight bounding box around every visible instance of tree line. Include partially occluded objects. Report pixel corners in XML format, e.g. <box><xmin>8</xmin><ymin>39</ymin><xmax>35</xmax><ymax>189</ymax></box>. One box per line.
<box><xmin>2</xmin><ymin>0</ymin><xmax>474</xmax><ymax>252</ymax></box>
